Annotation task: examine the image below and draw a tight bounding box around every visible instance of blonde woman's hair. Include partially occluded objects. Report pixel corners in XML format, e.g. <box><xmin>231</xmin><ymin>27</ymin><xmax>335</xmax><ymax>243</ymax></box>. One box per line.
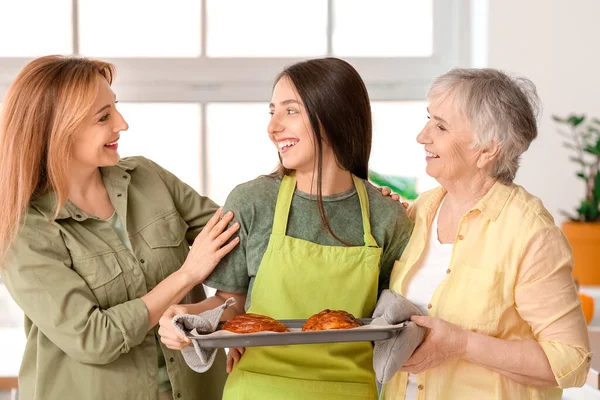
<box><xmin>0</xmin><ymin>55</ymin><xmax>115</xmax><ymax>263</ymax></box>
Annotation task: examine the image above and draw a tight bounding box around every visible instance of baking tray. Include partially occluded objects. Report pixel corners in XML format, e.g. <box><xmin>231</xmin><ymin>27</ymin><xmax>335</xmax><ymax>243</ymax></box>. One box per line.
<box><xmin>185</xmin><ymin>318</ymin><xmax>409</xmax><ymax>349</ymax></box>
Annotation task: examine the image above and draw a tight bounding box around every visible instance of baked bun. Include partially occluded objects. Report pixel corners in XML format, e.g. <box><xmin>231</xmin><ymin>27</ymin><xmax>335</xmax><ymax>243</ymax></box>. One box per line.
<box><xmin>222</xmin><ymin>313</ymin><xmax>289</xmax><ymax>334</ymax></box>
<box><xmin>302</xmin><ymin>309</ymin><xmax>363</xmax><ymax>331</ymax></box>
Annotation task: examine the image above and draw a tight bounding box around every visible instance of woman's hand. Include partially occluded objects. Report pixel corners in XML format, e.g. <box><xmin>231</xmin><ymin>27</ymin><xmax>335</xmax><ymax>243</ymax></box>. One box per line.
<box><xmin>376</xmin><ymin>186</ymin><xmax>409</xmax><ymax>209</ymax></box>
<box><xmin>226</xmin><ymin>347</ymin><xmax>246</xmax><ymax>373</ymax></box>
<box><xmin>158</xmin><ymin>304</ymin><xmax>192</xmax><ymax>350</ymax></box>
<box><xmin>400</xmin><ymin>315</ymin><xmax>468</xmax><ymax>374</ymax></box>
<box><xmin>180</xmin><ymin>207</ymin><xmax>240</xmax><ymax>285</ymax></box>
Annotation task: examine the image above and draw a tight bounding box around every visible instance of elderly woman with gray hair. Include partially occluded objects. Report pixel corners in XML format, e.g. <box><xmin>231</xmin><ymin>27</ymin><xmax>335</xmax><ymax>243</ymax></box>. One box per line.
<box><xmin>383</xmin><ymin>68</ymin><xmax>591</xmax><ymax>399</ymax></box>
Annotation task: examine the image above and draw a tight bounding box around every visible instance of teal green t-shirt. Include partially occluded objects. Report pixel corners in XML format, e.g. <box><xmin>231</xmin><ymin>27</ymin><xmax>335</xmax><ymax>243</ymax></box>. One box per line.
<box><xmin>204</xmin><ymin>175</ymin><xmax>414</xmax><ymax>310</ymax></box>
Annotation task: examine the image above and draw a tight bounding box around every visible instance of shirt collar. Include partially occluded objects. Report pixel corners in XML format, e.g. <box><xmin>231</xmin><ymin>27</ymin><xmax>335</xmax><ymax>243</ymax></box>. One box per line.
<box><xmin>420</xmin><ymin>180</ymin><xmax>514</xmax><ymax>222</ymax></box>
<box><xmin>474</xmin><ymin>180</ymin><xmax>514</xmax><ymax>221</ymax></box>
<box><xmin>31</xmin><ymin>159</ymin><xmax>137</xmax><ymax>222</ymax></box>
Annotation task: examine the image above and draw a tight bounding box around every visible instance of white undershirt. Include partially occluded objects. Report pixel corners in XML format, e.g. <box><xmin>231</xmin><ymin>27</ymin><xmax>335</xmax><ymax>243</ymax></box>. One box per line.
<box><xmin>403</xmin><ymin>197</ymin><xmax>454</xmax><ymax>399</ymax></box>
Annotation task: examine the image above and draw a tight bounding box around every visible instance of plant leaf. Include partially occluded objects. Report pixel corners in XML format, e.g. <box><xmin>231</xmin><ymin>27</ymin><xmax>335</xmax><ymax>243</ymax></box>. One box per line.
<box><xmin>557</xmin><ymin>129</ymin><xmax>573</xmax><ymax>139</ymax></box>
<box><xmin>552</xmin><ymin>115</ymin><xmax>568</xmax><ymax>123</ymax></box>
<box><xmin>578</xmin><ymin>201</ymin><xmax>593</xmax><ymax>221</ymax></box>
<box><xmin>583</xmin><ymin>145</ymin><xmax>600</xmax><ymax>155</ymax></box>
<box><xmin>570</xmin><ymin>156</ymin><xmax>586</xmax><ymax>166</ymax></box>
<box><xmin>559</xmin><ymin>209</ymin><xmax>579</xmax><ymax>221</ymax></box>
<box><xmin>568</xmin><ymin>115</ymin><xmax>586</xmax><ymax>127</ymax></box>
<box><xmin>368</xmin><ymin>170</ymin><xmax>419</xmax><ymax>200</ymax></box>
<box><xmin>577</xmin><ymin>172</ymin><xmax>587</xmax><ymax>180</ymax></box>
<box><xmin>594</xmin><ymin>172</ymin><xmax>600</xmax><ymax>202</ymax></box>
<box><xmin>589</xmin><ymin>204</ymin><xmax>599</xmax><ymax>221</ymax></box>
<box><xmin>588</xmin><ymin>126</ymin><xmax>600</xmax><ymax>135</ymax></box>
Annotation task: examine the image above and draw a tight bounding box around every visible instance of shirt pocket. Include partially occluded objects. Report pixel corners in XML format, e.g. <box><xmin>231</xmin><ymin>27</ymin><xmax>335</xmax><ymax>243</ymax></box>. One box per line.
<box><xmin>72</xmin><ymin>252</ymin><xmax>129</xmax><ymax>310</ymax></box>
<box><xmin>139</xmin><ymin>211</ymin><xmax>189</xmax><ymax>277</ymax></box>
<box><xmin>448</xmin><ymin>265</ymin><xmax>502</xmax><ymax>333</ymax></box>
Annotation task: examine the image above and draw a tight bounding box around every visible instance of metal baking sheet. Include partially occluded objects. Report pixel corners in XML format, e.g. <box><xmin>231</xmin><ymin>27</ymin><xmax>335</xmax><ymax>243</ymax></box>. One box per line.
<box><xmin>185</xmin><ymin>318</ymin><xmax>409</xmax><ymax>349</ymax></box>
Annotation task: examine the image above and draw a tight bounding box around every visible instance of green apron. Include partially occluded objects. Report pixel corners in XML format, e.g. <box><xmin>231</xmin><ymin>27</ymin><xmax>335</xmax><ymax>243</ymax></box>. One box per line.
<box><xmin>223</xmin><ymin>174</ymin><xmax>382</xmax><ymax>400</ymax></box>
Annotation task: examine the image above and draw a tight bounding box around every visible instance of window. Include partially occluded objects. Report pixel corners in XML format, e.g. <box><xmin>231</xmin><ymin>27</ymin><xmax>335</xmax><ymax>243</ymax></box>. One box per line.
<box><xmin>205</xmin><ymin>103</ymin><xmax>275</xmax><ymax>204</ymax></box>
<box><xmin>371</xmin><ymin>102</ymin><xmax>439</xmax><ymax>193</ymax></box>
<box><xmin>0</xmin><ymin>281</ymin><xmax>25</xmax><ymax>377</ymax></box>
<box><xmin>332</xmin><ymin>0</ymin><xmax>433</xmax><ymax>57</ymax></box>
<box><xmin>0</xmin><ymin>1</ymin><xmax>470</xmax><ymax>367</ymax></box>
<box><xmin>0</xmin><ymin>0</ymin><xmax>72</xmax><ymax>56</ymax></box>
<box><xmin>78</xmin><ymin>0</ymin><xmax>202</xmax><ymax>57</ymax></box>
<box><xmin>1</xmin><ymin>0</ymin><xmax>468</xmax><ymax>197</ymax></box>
<box><xmin>206</xmin><ymin>0</ymin><xmax>327</xmax><ymax>57</ymax></box>
<box><xmin>117</xmin><ymin>103</ymin><xmax>202</xmax><ymax>189</ymax></box>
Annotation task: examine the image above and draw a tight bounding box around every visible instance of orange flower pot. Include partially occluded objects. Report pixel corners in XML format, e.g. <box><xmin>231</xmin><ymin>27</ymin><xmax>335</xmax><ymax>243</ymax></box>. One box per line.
<box><xmin>579</xmin><ymin>292</ymin><xmax>595</xmax><ymax>324</ymax></box>
<box><xmin>562</xmin><ymin>222</ymin><xmax>600</xmax><ymax>285</ymax></box>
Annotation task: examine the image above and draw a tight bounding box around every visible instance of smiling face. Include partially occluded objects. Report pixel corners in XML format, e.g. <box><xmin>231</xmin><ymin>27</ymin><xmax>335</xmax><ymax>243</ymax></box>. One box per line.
<box><xmin>70</xmin><ymin>76</ymin><xmax>128</xmax><ymax>171</ymax></box>
<box><xmin>416</xmin><ymin>95</ymin><xmax>484</xmax><ymax>185</ymax></box>
<box><xmin>268</xmin><ymin>76</ymin><xmax>328</xmax><ymax>174</ymax></box>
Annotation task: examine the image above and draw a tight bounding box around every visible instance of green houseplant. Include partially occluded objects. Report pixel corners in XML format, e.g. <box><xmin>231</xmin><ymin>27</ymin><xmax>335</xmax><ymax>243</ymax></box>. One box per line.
<box><xmin>553</xmin><ymin>114</ymin><xmax>600</xmax><ymax>285</ymax></box>
<box><xmin>553</xmin><ymin>114</ymin><xmax>600</xmax><ymax>221</ymax></box>
<box><xmin>368</xmin><ymin>170</ymin><xmax>418</xmax><ymax>200</ymax></box>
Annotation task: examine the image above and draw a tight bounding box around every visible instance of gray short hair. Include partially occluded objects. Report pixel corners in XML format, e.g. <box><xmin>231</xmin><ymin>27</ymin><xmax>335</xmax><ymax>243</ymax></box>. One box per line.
<box><xmin>427</xmin><ymin>68</ymin><xmax>541</xmax><ymax>184</ymax></box>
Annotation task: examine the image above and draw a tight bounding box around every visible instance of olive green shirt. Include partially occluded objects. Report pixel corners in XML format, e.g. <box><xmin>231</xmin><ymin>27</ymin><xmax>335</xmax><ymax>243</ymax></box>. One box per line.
<box><xmin>1</xmin><ymin>157</ymin><xmax>226</xmax><ymax>400</ymax></box>
<box><xmin>106</xmin><ymin>212</ymin><xmax>171</xmax><ymax>393</ymax></box>
<box><xmin>204</xmin><ymin>176</ymin><xmax>414</xmax><ymax>310</ymax></box>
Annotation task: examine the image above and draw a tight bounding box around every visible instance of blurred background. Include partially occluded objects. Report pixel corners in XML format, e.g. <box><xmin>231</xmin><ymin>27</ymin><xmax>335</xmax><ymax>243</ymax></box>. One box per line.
<box><xmin>1</xmin><ymin>0</ymin><xmax>599</xmax><ymax>398</ymax></box>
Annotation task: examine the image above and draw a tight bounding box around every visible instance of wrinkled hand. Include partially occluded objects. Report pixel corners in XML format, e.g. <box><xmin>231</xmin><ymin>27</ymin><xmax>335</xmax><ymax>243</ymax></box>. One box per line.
<box><xmin>226</xmin><ymin>347</ymin><xmax>245</xmax><ymax>373</ymax></box>
<box><xmin>158</xmin><ymin>305</ymin><xmax>192</xmax><ymax>350</ymax></box>
<box><xmin>376</xmin><ymin>186</ymin><xmax>409</xmax><ymax>209</ymax></box>
<box><xmin>180</xmin><ymin>207</ymin><xmax>240</xmax><ymax>285</ymax></box>
<box><xmin>400</xmin><ymin>315</ymin><xmax>468</xmax><ymax>374</ymax></box>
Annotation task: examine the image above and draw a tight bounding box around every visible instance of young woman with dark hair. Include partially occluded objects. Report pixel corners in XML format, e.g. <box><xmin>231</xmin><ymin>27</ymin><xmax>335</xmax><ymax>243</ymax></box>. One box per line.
<box><xmin>159</xmin><ymin>57</ymin><xmax>413</xmax><ymax>400</ymax></box>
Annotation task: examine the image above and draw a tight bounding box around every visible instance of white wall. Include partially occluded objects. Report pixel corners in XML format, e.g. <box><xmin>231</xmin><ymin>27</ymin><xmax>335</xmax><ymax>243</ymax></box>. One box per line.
<box><xmin>486</xmin><ymin>0</ymin><xmax>600</xmax><ymax>225</ymax></box>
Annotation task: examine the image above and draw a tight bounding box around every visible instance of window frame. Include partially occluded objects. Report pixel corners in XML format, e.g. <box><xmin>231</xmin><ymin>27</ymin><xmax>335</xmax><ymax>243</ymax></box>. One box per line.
<box><xmin>0</xmin><ymin>0</ymin><xmax>471</xmax><ymax>194</ymax></box>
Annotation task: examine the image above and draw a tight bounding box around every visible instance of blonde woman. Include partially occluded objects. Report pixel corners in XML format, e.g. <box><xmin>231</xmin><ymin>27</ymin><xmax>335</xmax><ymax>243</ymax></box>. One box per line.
<box><xmin>0</xmin><ymin>56</ymin><xmax>240</xmax><ymax>400</ymax></box>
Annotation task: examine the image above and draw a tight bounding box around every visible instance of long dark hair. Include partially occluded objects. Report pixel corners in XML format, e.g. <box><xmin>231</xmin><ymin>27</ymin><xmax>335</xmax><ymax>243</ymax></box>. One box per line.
<box><xmin>272</xmin><ymin>57</ymin><xmax>372</xmax><ymax>245</ymax></box>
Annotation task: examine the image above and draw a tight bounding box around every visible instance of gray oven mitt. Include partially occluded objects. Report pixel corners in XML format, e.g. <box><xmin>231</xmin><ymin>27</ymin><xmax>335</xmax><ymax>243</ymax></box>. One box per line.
<box><xmin>172</xmin><ymin>297</ymin><xmax>236</xmax><ymax>373</ymax></box>
<box><xmin>372</xmin><ymin>289</ymin><xmax>426</xmax><ymax>384</ymax></box>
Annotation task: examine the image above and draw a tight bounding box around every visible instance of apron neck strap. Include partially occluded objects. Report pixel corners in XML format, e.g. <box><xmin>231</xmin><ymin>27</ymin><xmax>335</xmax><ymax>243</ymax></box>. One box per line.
<box><xmin>272</xmin><ymin>173</ymin><xmax>296</xmax><ymax>236</ymax></box>
<box><xmin>272</xmin><ymin>173</ymin><xmax>378</xmax><ymax>248</ymax></box>
<box><xmin>352</xmin><ymin>175</ymin><xmax>378</xmax><ymax>248</ymax></box>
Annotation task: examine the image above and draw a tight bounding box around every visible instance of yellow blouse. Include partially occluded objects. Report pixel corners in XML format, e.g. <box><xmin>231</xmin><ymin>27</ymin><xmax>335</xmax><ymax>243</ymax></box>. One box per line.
<box><xmin>385</xmin><ymin>182</ymin><xmax>591</xmax><ymax>400</ymax></box>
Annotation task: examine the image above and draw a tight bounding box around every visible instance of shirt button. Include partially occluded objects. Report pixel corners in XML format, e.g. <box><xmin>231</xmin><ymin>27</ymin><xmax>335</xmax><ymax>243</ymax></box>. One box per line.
<box><xmin>587</xmin><ymin>356</ymin><xmax>592</xmax><ymax>362</ymax></box>
<box><xmin>427</xmin><ymin>304</ymin><xmax>432</xmax><ymax>309</ymax></box>
<box><xmin>169</xmin><ymin>357</ymin><xmax>175</xmax><ymax>362</ymax></box>
<box><xmin>75</xmin><ymin>214</ymin><xmax>82</xmax><ymax>219</ymax></box>
<box><xmin>176</xmin><ymin>393</ymin><xmax>182</xmax><ymax>398</ymax></box>
<box><xmin>122</xmin><ymin>175</ymin><xmax>128</xmax><ymax>179</ymax></box>
<box><xmin>418</xmin><ymin>384</ymin><xmax>424</xmax><ymax>390</ymax></box>
<box><xmin>446</xmin><ymin>269</ymin><xmax>451</xmax><ymax>274</ymax></box>
<box><xmin>140</xmin><ymin>259</ymin><xmax>145</xmax><ymax>264</ymax></box>
<box><xmin>117</xmin><ymin>193</ymin><xmax>122</xmax><ymax>198</ymax></box>
<box><xmin>457</xmin><ymin>234</ymin><xmax>465</xmax><ymax>240</ymax></box>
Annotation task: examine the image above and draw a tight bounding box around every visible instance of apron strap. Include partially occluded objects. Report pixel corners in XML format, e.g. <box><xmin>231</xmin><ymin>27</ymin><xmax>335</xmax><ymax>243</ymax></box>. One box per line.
<box><xmin>271</xmin><ymin>174</ymin><xmax>296</xmax><ymax>235</ymax></box>
<box><xmin>352</xmin><ymin>176</ymin><xmax>378</xmax><ymax>248</ymax></box>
